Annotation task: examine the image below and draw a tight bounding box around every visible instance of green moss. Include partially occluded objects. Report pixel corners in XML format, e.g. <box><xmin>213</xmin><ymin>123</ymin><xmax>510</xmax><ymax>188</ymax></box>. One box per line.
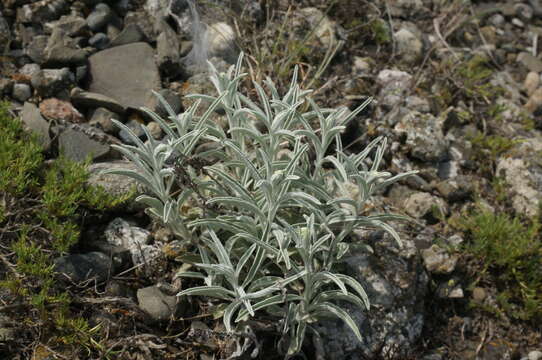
<box><xmin>458</xmin><ymin>208</ymin><xmax>542</xmax><ymax>321</ymax></box>
<box><xmin>370</xmin><ymin>18</ymin><xmax>391</xmax><ymax>45</ymax></box>
<box><xmin>0</xmin><ymin>101</ymin><xmax>131</xmax><ymax>355</ymax></box>
<box><xmin>0</xmin><ymin>101</ymin><xmax>43</xmax><ymax>196</ymax></box>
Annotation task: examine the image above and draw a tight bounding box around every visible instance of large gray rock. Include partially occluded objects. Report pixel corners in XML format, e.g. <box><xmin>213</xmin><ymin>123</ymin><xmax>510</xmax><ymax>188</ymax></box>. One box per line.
<box><xmin>88</xmin><ymin>42</ymin><xmax>161</xmax><ymax>110</ymax></box>
<box><xmin>54</xmin><ymin>251</ymin><xmax>112</xmax><ymax>283</ymax></box>
<box><xmin>21</xmin><ymin>102</ymin><xmax>51</xmax><ymax>150</ymax></box>
<box><xmin>315</xmin><ymin>230</ymin><xmax>428</xmax><ymax>359</ymax></box>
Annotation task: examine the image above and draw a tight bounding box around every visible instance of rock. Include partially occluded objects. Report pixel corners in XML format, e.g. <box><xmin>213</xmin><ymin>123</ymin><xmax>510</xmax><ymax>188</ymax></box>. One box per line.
<box><xmin>496</xmin><ymin>154</ymin><xmax>541</xmax><ymax>217</ymax></box>
<box><xmin>437</xmin><ymin>160</ymin><xmax>460</xmax><ymax>180</ymax></box>
<box><xmin>156</xmin><ymin>20</ymin><xmax>181</xmax><ymax>77</ymax></box>
<box><xmin>205</xmin><ymin>22</ymin><xmax>238</xmax><ymax>64</ymax></box>
<box><xmin>45</xmin><ymin>15</ymin><xmax>88</xmax><ymax>37</ymax></box>
<box><xmin>447</xmin><ymin>234</ymin><xmax>464</xmax><ymax>247</ymax></box>
<box><xmin>524</xmin><ymin>87</ymin><xmax>542</xmax><ymax>113</ymax></box>
<box><xmin>57</xmin><ymin>126</ymin><xmax>110</xmax><ymax>162</ymax></box>
<box><xmin>0</xmin><ymin>79</ymin><xmax>14</xmax><ymax>96</ymax></box>
<box><xmin>395</xmin><ymin>28</ymin><xmax>423</xmax><ymax>64</ymax></box>
<box><xmin>472</xmin><ymin>287</ymin><xmax>487</xmax><ymax>302</ymax></box>
<box><xmin>88</xmin><ymin>42</ymin><xmax>161</xmax><ymax>110</ymax></box>
<box><xmin>478</xmin><ymin>339</ymin><xmax>515</xmax><ymax>360</ymax></box>
<box><xmin>17</xmin><ymin>0</ymin><xmax>69</xmax><ymax>23</ymax></box>
<box><xmin>529</xmin><ymin>350</ymin><xmax>542</xmax><ymax>360</ymax></box>
<box><xmin>89</xmin><ymin>32</ymin><xmax>110</xmax><ymax>49</ymax></box>
<box><xmin>89</xmin><ymin>107</ymin><xmax>119</xmax><ymax>133</ymax></box>
<box><xmin>39</xmin><ymin>98</ymin><xmax>84</xmax><ymax>123</ymax></box>
<box><xmin>524</xmin><ymin>72</ymin><xmax>540</xmax><ymax>97</ymax></box>
<box><xmin>404</xmin><ymin>192</ymin><xmax>447</xmax><ymax>219</ymax></box>
<box><xmin>146</xmin><ymin>121</ymin><xmax>163</xmax><ymax>139</ymax></box>
<box><xmin>124</xmin><ymin>10</ymin><xmax>158</xmax><ymax>42</ymax></box>
<box><xmin>515</xmin><ymin>3</ymin><xmax>534</xmax><ymax>20</ymax></box>
<box><xmin>76</xmin><ymin>65</ymin><xmax>88</xmax><ymax>84</ymax></box>
<box><xmin>530</xmin><ymin>0</ymin><xmax>542</xmax><ymax>16</ymax></box>
<box><xmin>147</xmin><ymin>88</ymin><xmax>182</xmax><ymax>118</ymax></box>
<box><xmin>137</xmin><ymin>286</ymin><xmax>181</xmax><ymax>322</ymax></box>
<box><xmin>353</xmin><ymin>56</ymin><xmax>373</xmax><ymax>74</ymax></box>
<box><xmin>87</xmin><ymin>3</ymin><xmax>114</xmax><ymax>31</ymax></box>
<box><xmin>110</xmin><ymin>23</ymin><xmax>147</xmax><ymax>47</ymax></box>
<box><xmin>314</xmin><ymin>230</ymin><xmax>428</xmax><ymax>359</ymax></box>
<box><xmin>405</xmin><ymin>96</ymin><xmax>430</xmax><ymax>113</ymax></box>
<box><xmin>70</xmin><ymin>88</ymin><xmax>126</xmax><ymax>114</ymax></box>
<box><xmin>21</xmin><ymin>102</ymin><xmax>51</xmax><ymax>149</ymax></box>
<box><xmin>54</xmin><ymin>251</ymin><xmax>112</xmax><ymax>283</ymax></box>
<box><xmin>435</xmin><ymin>176</ymin><xmax>474</xmax><ymax>202</ymax></box>
<box><xmin>118</xmin><ymin>118</ymin><xmax>146</xmax><ymax>144</ymax></box>
<box><xmin>12</xmin><ymin>83</ymin><xmax>32</xmax><ymax>102</ymax></box>
<box><xmin>19</xmin><ymin>63</ymin><xmax>41</xmax><ymax>77</ymax></box>
<box><xmin>421</xmin><ymin>245</ymin><xmax>458</xmax><ymax>274</ymax></box>
<box><xmin>105</xmin><ymin>280</ymin><xmax>135</xmax><ymax>298</ymax></box>
<box><xmin>517</xmin><ymin>52</ymin><xmax>542</xmax><ymax>73</ymax></box>
<box><xmin>31</xmin><ymin>67</ymin><xmax>74</xmax><ymax>97</ymax></box>
<box><xmin>26</xmin><ymin>35</ymin><xmax>49</xmax><ymax>64</ymax></box>
<box><xmin>104</xmin><ymin>217</ymin><xmax>159</xmax><ymax>265</ymax></box>
<box><xmin>488</xmin><ymin>13</ymin><xmax>505</xmax><ymax>27</ymax></box>
<box><xmin>0</xmin><ymin>13</ymin><xmax>9</xmax><ymax>52</ymax></box>
<box><xmin>395</xmin><ymin>111</ymin><xmax>448</xmax><ymax>163</ymax></box>
<box><xmin>388</xmin><ymin>0</ymin><xmax>425</xmax><ymax>17</ymax></box>
<box><xmin>44</xmin><ymin>27</ymin><xmax>90</xmax><ymax>66</ymax></box>
<box><xmin>296</xmin><ymin>7</ymin><xmax>339</xmax><ymax>49</ymax></box>
<box><xmin>377</xmin><ymin>69</ymin><xmax>412</xmax><ymax>110</ymax></box>
<box><xmin>86</xmin><ymin>161</ymin><xmax>143</xmax><ymax>211</ymax></box>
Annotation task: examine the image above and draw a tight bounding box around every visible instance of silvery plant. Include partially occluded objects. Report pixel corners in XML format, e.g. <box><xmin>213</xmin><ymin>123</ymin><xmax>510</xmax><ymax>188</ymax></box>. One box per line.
<box><xmin>105</xmin><ymin>53</ymin><xmax>416</xmax><ymax>356</ymax></box>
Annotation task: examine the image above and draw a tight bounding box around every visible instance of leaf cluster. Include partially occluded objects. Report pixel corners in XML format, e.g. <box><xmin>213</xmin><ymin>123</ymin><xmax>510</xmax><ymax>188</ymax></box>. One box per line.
<box><xmin>107</xmin><ymin>53</ymin><xmax>415</xmax><ymax>356</ymax></box>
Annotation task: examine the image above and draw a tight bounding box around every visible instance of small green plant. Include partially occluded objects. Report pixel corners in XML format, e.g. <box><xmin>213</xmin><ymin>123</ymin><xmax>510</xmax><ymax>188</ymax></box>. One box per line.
<box><xmin>107</xmin><ymin>53</ymin><xmax>416</xmax><ymax>355</ymax></box>
<box><xmin>469</xmin><ymin>132</ymin><xmax>520</xmax><ymax>176</ymax></box>
<box><xmin>0</xmin><ymin>101</ymin><xmax>132</xmax><ymax>356</ymax></box>
<box><xmin>458</xmin><ymin>207</ymin><xmax>542</xmax><ymax>321</ymax></box>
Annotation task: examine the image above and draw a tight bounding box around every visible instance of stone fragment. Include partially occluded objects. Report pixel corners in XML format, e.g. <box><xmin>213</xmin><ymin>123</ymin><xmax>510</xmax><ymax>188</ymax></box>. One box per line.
<box><xmin>436</xmin><ymin>279</ymin><xmax>464</xmax><ymax>299</ymax></box>
<box><xmin>421</xmin><ymin>245</ymin><xmax>457</xmax><ymax>274</ymax></box>
<box><xmin>70</xmin><ymin>88</ymin><xmax>126</xmax><ymax>114</ymax></box>
<box><xmin>104</xmin><ymin>217</ymin><xmax>159</xmax><ymax>265</ymax></box>
<box><xmin>89</xmin><ymin>32</ymin><xmax>110</xmax><ymax>49</ymax></box>
<box><xmin>18</xmin><ymin>0</ymin><xmax>69</xmax><ymax>23</ymax></box>
<box><xmin>31</xmin><ymin>68</ymin><xmax>74</xmax><ymax>97</ymax></box>
<box><xmin>86</xmin><ymin>3</ymin><xmax>114</xmax><ymax>31</ymax></box>
<box><xmin>21</xmin><ymin>102</ymin><xmax>51</xmax><ymax>149</ymax></box>
<box><xmin>156</xmin><ymin>21</ymin><xmax>181</xmax><ymax>77</ymax></box>
<box><xmin>472</xmin><ymin>287</ymin><xmax>487</xmax><ymax>302</ymax></box>
<box><xmin>377</xmin><ymin>69</ymin><xmax>412</xmax><ymax>110</ymax></box>
<box><xmin>137</xmin><ymin>286</ymin><xmax>181</xmax><ymax>322</ymax></box>
<box><xmin>89</xmin><ymin>107</ymin><xmax>119</xmax><ymax>133</ymax></box>
<box><xmin>110</xmin><ymin>23</ymin><xmax>147</xmax><ymax>47</ymax></box>
<box><xmin>39</xmin><ymin>98</ymin><xmax>84</xmax><ymax>123</ymax></box>
<box><xmin>529</xmin><ymin>350</ymin><xmax>542</xmax><ymax>360</ymax></box>
<box><xmin>524</xmin><ymin>72</ymin><xmax>540</xmax><ymax>97</ymax></box>
<box><xmin>404</xmin><ymin>192</ymin><xmax>447</xmax><ymax>219</ymax></box>
<box><xmin>58</xmin><ymin>127</ymin><xmax>110</xmax><ymax>162</ymax></box>
<box><xmin>395</xmin><ymin>110</ymin><xmax>448</xmax><ymax>162</ymax></box>
<box><xmin>517</xmin><ymin>52</ymin><xmax>542</xmax><ymax>73</ymax></box>
<box><xmin>0</xmin><ymin>79</ymin><xmax>13</xmax><ymax>96</ymax></box>
<box><xmin>45</xmin><ymin>15</ymin><xmax>88</xmax><ymax>36</ymax></box>
<box><xmin>146</xmin><ymin>121</ymin><xmax>163</xmax><ymax>139</ymax></box>
<box><xmin>118</xmin><ymin>118</ymin><xmax>146</xmax><ymax>144</ymax></box>
<box><xmin>395</xmin><ymin>28</ymin><xmax>422</xmax><ymax>64</ymax></box>
<box><xmin>54</xmin><ymin>252</ymin><xmax>112</xmax><ymax>282</ymax></box>
<box><xmin>88</xmin><ymin>42</ymin><xmax>161</xmax><ymax>110</ymax></box>
<box><xmin>435</xmin><ymin>176</ymin><xmax>474</xmax><ymax>202</ymax></box>
<box><xmin>524</xmin><ymin>87</ymin><xmax>542</xmax><ymax>113</ymax></box>
<box><xmin>12</xmin><ymin>83</ymin><xmax>32</xmax><ymax>102</ymax></box>
<box><xmin>26</xmin><ymin>35</ymin><xmax>49</xmax><ymax>64</ymax></box>
<box><xmin>19</xmin><ymin>63</ymin><xmax>41</xmax><ymax>77</ymax></box>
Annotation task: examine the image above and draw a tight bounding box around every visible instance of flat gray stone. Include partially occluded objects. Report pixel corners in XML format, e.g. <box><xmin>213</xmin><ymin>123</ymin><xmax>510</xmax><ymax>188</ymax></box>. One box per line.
<box><xmin>70</xmin><ymin>88</ymin><xmax>126</xmax><ymax>114</ymax></box>
<box><xmin>58</xmin><ymin>127</ymin><xmax>110</xmax><ymax>162</ymax></box>
<box><xmin>54</xmin><ymin>251</ymin><xmax>112</xmax><ymax>283</ymax></box>
<box><xmin>517</xmin><ymin>52</ymin><xmax>542</xmax><ymax>73</ymax></box>
<box><xmin>88</xmin><ymin>42</ymin><xmax>161</xmax><ymax>110</ymax></box>
<box><xmin>137</xmin><ymin>286</ymin><xmax>179</xmax><ymax>322</ymax></box>
<box><xmin>21</xmin><ymin>102</ymin><xmax>51</xmax><ymax>150</ymax></box>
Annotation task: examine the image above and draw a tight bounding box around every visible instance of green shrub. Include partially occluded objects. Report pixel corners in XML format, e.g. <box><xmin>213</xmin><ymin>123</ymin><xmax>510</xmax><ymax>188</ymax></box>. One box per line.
<box><xmin>107</xmin><ymin>53</ymin><xmax>416</xmax><ymax>355</ymax></box>
<box><xmin>459</xmin><ymin>208</ymin><xmax>542</xmax><ymax>321</ymax></box>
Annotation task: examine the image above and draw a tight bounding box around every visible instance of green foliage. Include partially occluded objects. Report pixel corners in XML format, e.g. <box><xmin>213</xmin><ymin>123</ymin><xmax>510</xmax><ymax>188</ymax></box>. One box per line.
<box><xmin>469</xmin><ymin>132</ymin><xmax>520</xmax><ymax>176</ymax></box>
<box><xmin>108</xmin><ymin>53</ymin><xmax>415</xmax><ymax>355</ymax></box>
<box><xmin>459</xmin><ymin>208</ymin><xmax>542</xmax><ymax>321</ymax></box>
<box><xmin>0</xmin><ymin>101</ymin><xmax>43</xmax><ymax>196</ymax></box>
<box><xmin>0</xmin><ymin>101</ymin><xmax>131</xmax><ymax>356</ymax></box>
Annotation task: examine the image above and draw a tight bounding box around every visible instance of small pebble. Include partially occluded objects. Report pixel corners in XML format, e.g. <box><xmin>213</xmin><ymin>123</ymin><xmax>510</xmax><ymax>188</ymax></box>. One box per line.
<box><xmin>524</xmin><ymin>71</ymin><xmax>540</xmax><ymax>96</ymax></box>
<box><xmin>12</xmin><ymin>83</ymin><xmax>32</xmax><ymax>102</ymax></box>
